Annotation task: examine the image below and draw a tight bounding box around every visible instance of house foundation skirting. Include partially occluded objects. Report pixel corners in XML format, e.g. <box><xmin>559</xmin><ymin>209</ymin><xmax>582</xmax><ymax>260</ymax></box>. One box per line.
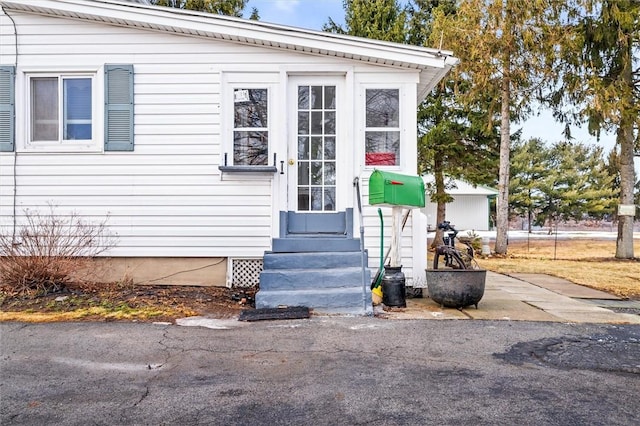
<box><xmin>87</xmin><ymin>257</ymin><xmax>227</xmax><ymax>287</ymax></box>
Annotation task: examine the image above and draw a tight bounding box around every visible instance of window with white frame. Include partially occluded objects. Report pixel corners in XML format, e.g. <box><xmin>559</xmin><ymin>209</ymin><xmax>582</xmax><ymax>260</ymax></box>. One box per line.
<box><xmin>232</xmin><ymin>88</ymin><xmax>269</xmax><ymax>166</ymax></box>
<box><xmin>365</xmin><ymin>88</ymin><xmax>400</xmax><ymax>166</ymax></box>
<box><xmin>28</xmin><ymin>74</ymin><xmax>95</xmax><ymax>146</ymax></box>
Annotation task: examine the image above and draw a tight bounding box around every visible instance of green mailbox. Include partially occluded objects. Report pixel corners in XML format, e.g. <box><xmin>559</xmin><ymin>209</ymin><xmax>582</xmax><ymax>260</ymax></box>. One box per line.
<box><xmin>368</xmin><ymin>170</ymin><xmax>425</xmax><ymax>207</ymax></box>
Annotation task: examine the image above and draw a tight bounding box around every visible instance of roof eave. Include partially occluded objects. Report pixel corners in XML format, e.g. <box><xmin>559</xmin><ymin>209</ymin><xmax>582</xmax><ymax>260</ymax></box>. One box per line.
<box><xmin>0</xmin><ymin>0</ymin><xmax>457</xmax><ymax>73</ymax></box>
<box><xmin>417</xmin><ymin>59</ymin><xmax>457</xmax><ymax>102</ymax></box>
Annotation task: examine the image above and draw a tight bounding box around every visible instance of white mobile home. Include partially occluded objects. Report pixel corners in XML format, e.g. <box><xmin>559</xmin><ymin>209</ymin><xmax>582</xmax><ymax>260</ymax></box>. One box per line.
<box><xmin>0</xmin><ymin>0</ymin><xmax>456</xmax><ymax>314</ymax></box>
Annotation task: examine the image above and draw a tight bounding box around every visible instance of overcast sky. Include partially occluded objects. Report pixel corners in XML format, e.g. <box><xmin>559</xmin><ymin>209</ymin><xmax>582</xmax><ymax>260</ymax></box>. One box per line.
<box><xmin>247</xmin><ymin>0</ymin><xmax>620</xmax><ymax>154</ymax></box>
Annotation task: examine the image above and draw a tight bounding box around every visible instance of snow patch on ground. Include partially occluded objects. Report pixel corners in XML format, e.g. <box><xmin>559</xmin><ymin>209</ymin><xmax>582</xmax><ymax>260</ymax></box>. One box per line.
<box><xmin>175</xmin><ymin>316</ymin><xmax>248</xmax><ymax>329</ymax></box>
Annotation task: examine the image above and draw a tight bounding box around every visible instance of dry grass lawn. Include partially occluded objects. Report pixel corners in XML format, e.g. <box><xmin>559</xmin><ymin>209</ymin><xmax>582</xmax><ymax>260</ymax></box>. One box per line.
<box><xmin>477</xmin><ymin>238</ymin><xmax>640</xmax><ymax>299</ymax></box>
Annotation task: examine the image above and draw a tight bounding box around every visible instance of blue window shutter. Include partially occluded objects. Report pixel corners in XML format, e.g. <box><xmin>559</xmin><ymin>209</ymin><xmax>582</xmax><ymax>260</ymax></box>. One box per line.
<box><xmin>104</xmin><ymin>64</ymin><xmax>134</xmax><ymax>151</ymax></box>
<box><xmin>0</xmin><ymin>66</ymin><xmax>15</xmax><ymax>152</ymax></box>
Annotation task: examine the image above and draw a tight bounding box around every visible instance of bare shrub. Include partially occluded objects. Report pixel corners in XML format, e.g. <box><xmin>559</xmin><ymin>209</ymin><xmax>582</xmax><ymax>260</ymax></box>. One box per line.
<box><xmin>0</xmin><ymin>205</ymin><xmax>117</xmax><ymax>296</ymax></box>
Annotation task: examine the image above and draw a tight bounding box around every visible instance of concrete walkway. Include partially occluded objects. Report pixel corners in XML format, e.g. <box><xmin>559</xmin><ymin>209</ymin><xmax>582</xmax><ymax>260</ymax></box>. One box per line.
<box><xmin>378</xmin><ymin>272</ymin><xmax>640</xmax><ymax>324</ymax></box>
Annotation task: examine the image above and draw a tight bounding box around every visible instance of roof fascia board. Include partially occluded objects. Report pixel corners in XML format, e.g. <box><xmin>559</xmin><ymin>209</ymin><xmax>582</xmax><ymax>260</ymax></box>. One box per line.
<box><xmin>418</xmin><ymin>64</ymin><xmax>454</xmax><ymax>100</ymax></box>
<box><xmin>0</xmin><ymin>0</ymin><xmax>456</xmax><ymax>70</ymax></box>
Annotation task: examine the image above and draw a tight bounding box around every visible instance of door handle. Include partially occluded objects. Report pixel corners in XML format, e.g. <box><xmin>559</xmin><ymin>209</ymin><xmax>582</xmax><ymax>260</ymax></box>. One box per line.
<box><xmin>288</xmin><ymin>159</ymin><xmax>295</xmax><ymax>165</ymax></box>
<box><xmin>280</xmin><ymin>161</ymin><xmax>285</xmax><ymax>174</ymax></box>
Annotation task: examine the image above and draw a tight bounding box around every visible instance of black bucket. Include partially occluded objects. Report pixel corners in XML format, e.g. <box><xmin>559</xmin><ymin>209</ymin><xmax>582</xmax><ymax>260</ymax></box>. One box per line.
<box><xmin>381</xmin><ymin>266</ymin><xmax>406</xmax><ymax>308</ymax></box>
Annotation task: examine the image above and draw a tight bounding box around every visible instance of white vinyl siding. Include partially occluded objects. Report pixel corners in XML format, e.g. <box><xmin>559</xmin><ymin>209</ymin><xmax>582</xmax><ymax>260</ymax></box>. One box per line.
<box><xmin>0</xmin><ymin>12</ymin><xmax>311</xmax><ymax>257</ymax></box>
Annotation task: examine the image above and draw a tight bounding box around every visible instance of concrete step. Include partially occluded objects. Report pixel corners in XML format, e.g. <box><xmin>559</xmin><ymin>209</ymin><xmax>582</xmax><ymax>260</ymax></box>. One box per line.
<box><xmin>259</xmin><ymin>267</ymin><xmax>370</xmax><ymax>291</ymax></box>
<box><xmin>255</xmin><ymin>287</ymin><xmax>373</xmax><ymax>316</ymax></box>
<box><xmin>263</xmin><ymin>251</ymin><xmax>367</xmax><ymax>270</ymax></box>
<box><xmin>272</xmin><ymin>237</ymin><xmax>361</xmax><ymax>253</ymax></box>
<box><xmin>258</xmin><ymin>238</ymin><xmax>372</xmax><ymax>315</ymax></box>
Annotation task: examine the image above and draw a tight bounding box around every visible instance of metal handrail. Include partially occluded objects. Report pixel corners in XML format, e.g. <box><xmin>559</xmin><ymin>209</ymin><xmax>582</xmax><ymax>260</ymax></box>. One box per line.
<box><xmin>353</xmin><ymin>177</ymin><xmax>368</xmax><ymax>313</ymax></box>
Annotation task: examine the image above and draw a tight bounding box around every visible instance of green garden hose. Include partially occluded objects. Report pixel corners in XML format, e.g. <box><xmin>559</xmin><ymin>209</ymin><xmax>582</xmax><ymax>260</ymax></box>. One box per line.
<box><xmin>371</xmin><ymin>208</ymin><xmax>384</xmax><ymax>290</ymax></box>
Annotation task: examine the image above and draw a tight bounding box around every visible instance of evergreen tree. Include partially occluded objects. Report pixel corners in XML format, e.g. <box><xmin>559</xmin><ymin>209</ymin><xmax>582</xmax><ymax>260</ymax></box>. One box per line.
<box><xmin>509</xmin><ymin>138</ymin><xmax>548</xmax><ymax>232</ymax></box>
<box><xmin>517</xmin><ymin>141</ymin><xmax>617</xmax><ymax>231</ymax></box>
<box><xmin>323</xmin><ymin>0</ymin><xmax>409</xmax><ymax>43</ymax></box>
<box><xmin>552</xmin><ymin>0</ymin><xmax>639</xmax><ymax>258</ymax></box>
<box><xmin>325</xmin><ymin>1</ymin><xmax>499</xmax><ymax>247</ymax></box>
<box><xmin>554</xmin><ymin>143</ymin><xmax>617</xmax><ymax>222</ymax></box>
<box><xmin>406</xmin><ymin>0</ymin><xmax>456</xmax><ymax>46</ymax></box>
<box><xmin>248</xmin><ymin>7</ymin><xmax>259</xmax><ymax>20</ymax></box>
<box><xmin>412</xmin><ymin>0</ymin><xmax>499</xmax><ymax>247</ymax></box>
<box><xmin>430</xmin><ymin>0</ymin><xmax>565</xmax><ymax>254</ymax></box>
<box><xmin>151</xmin><ymin>0</ymin><xmax>248</xmax><ymax>17</ymax></box>
<box><xmin>418</xmin><ymin>78</ymin><xmax>499</xmax><ymax>246</ymax></box>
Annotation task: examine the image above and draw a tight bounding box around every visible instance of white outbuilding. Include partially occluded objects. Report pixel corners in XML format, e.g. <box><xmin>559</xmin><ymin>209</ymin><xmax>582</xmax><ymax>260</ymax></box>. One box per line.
<box><xmin>422</xmin><ymin>177</ymin><xmax>498</xmax><ymax>232</ymax></box>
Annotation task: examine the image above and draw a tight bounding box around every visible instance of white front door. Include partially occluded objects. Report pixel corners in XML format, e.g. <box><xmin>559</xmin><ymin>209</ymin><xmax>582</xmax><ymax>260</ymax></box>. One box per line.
<box><xmin>285</xmin><ymin>76</ymin><xmax>347</xmax><ymax>234</ymax></box>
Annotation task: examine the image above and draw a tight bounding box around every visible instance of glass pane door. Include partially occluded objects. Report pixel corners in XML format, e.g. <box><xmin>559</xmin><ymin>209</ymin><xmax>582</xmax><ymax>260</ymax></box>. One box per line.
<box><xmin>296</xmin><ymin>84</ymin><xmax>336</xmax><ymax>211</ymax></box>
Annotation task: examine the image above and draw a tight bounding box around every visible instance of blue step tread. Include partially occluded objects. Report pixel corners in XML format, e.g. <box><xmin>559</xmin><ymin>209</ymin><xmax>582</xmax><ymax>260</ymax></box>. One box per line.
<box><xmin>263</xmin><ymin>251</ymin><xmax>367</xmax><ymax>270</ymax></box>
<box><xmin>272</xmin><ymin>238</ymin><xmax>361</xmax><ymax>253</ymax></box>
<box><xmin>255</xmin><ymin>287</ymin><xmax>373</xmax><ymax>315</ymax></box>
<box><xmin>259</xmin><ymin>268</ymin><xmax>371</xmax><ymax>290</ymax></box>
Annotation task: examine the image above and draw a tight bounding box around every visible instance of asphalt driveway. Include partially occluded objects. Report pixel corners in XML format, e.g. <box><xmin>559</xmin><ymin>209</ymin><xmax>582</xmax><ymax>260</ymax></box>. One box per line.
<box><xmin>2</xmin><ymin>319</ymin><xmax>639</xmax><ymax>425</ymax></box>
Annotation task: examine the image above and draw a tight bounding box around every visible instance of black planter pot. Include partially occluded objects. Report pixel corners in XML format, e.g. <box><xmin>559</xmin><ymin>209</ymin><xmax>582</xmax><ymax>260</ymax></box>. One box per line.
<box><xmin>425</xmin><ymin>269</ymin><xmax>486</xmax><ymax>309</ymax></box>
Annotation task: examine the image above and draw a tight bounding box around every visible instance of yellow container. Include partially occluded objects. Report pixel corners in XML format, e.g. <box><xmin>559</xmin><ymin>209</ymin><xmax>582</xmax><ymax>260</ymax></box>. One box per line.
<box><xmin>372</xmin><ymin>286</ymin><xmax>383</xmax><ymax>305</ymax></box>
